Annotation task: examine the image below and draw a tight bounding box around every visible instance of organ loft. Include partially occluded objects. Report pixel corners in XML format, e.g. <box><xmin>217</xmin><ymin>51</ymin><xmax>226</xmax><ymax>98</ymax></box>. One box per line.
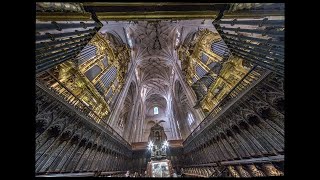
<box><xmin>35</xmin><ymin>2</ymin><xmax>285</xmax><ymax>178</ymax></box>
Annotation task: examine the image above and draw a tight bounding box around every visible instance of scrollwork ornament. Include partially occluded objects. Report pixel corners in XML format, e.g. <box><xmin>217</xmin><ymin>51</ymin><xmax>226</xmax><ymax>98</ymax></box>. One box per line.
<box><xmin>262</xmin><ymin>163</ymin><xmax>284</xmax><ymax>176</ymax></box>
<box><xmin>247</xmin><ymin>164</ymin><xmax>265</xmax><ymax>177</ymax></box>
<box><xmin>227</xmin><ymin>166</ymin><xmax>240</xmax><ymax>177</ymax></box>
<box><xmin>236</xmin><ymin>165</ymin><xmax>251</xmax><ymax>177</ymax></box>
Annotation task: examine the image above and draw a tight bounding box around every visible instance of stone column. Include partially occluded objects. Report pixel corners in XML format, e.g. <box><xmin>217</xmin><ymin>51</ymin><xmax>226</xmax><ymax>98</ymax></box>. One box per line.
<box><xmin>171</xmin><ymin>94</ymin><xmax>181</xmax><ymax>139</ymax></box>
<box><xmin>109</xmin><ymin>63</ymin><xmax>136</xmax><ymax>128</ymax></box>
<box><xmin>173</xmin><ymin>63</ymin><xmax>205</xmax><ymax>123</ymax></box>
<box><xmin>121</xmin><ymin>86</ymin><xmax>139</xmax><ymax>142</ymax></box>
<box><xmin>138</xmin><ymin>102</ymin><xmax>145</xmax><ymax>142</ymax></box>
<box><xmin>173</xmin><ymin>94</ymin><xmax>190</xmax><ymax>137</ymax></box>
<box><xmin>133</xmin><ymin>102</ymin><xmax>142</xmax><ymax>142</ymax></box>
<box><xmin>168</xmin><ymin>102</ymin><xmax>178</xmax><ymax>139</ymax></box>
<box><xmin>132</xmin><ymin>98</ymin><xmax>142</xmax><ymax>143</ymax></box>
<box><xmin>127</xmin><ymin>100</ymin><xmax>139</xmax><ymax>142</ymax></box>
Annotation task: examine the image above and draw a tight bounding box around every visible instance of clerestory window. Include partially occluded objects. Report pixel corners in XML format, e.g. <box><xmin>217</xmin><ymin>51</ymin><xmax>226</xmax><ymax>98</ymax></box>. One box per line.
<box><xmin>154</xmin><ymin>107</ymin><xmax>159</xmax><ymax>115</ymax></box>
<box><xmin>188</xmin><ymin>113</ymin><xmax>195</xmax><ymax>125</ymax></box>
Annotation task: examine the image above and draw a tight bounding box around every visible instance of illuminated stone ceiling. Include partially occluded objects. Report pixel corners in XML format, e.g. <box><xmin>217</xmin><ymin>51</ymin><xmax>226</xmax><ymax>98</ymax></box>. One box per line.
<box><xmin>127</xmin><ymin>21</ymin><xmax>177</xmax><ymax>101</ymax></box>
<box><xmin>100</xmin><ymin>20</ymin><xmax>218</xmax><ymax>106</ymax></box>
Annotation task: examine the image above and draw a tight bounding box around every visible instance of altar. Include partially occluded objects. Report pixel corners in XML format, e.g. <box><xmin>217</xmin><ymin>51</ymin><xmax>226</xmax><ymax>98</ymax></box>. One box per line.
<box><xmin>147</xmin><ymin>159</ymin><xmax>173</xmax><ymax>177</ymax></box>
<box><xmin>146</xmin><ymin>122</ymin><xmax>173</xmax><ymax>177</ymax></box>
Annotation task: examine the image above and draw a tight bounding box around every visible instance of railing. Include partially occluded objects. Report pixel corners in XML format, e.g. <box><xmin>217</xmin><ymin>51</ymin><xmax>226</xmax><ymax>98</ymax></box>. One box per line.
<box><xmin>183</xmin><ymin>155</ymin><xmax>284</xmax><ymax>168</ymax></box>
<box><xmin>36</xmin><ymin>73</ymin><xmax>131</xmax><ymax>149</ymax></box>
<box><xmin>36</xmin><ymin>172</ymin><xmax>95</xmax><ymax>177</ymax></box>
<box><xmin>184</xmin><ymin>173</ymin><xmax>207</xmax><ymax>177</ymax></box>
<box><xmin>36</xmin><ymin>171</ymin><xmax>127</xmax><ymax>177</ymax></box>
<box><xmin>100</xmin><ymin>171</ymin><xmax>127</xmax><ymax>177</ymax></box>
<box><xmin>182</xmin><ymin>155</ymin><xmax>284</xmax><ymax>177</ymax></box>
<box><xmin>183</xmin><ymin>66</ymin><xmax>268</xmax><ymax>146</ymax></box>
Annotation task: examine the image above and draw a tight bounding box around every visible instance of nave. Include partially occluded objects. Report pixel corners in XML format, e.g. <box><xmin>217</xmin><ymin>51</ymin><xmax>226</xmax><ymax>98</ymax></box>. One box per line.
<box><xmin>35</xmin><ymin>2</ymin><xmax>285</xmax><ymax>177</ymax></box>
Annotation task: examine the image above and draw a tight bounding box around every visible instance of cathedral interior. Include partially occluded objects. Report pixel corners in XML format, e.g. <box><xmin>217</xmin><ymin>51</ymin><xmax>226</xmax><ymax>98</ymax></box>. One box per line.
<box><xmin>35</xmin><ymin>2</ymin><xmax>285</xmax><ymax>177</ymax></box>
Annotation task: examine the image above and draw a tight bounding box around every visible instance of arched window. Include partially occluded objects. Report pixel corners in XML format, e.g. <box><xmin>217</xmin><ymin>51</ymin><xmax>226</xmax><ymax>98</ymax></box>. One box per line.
<box><xmin>187</xmin><ymin>113</ymin><xmax>195</xmax><ymax>125</ymax></box>
<box><xmin>154</xmin><ymin>107</ymin><xmax>159</xmax><ymax>115</ymax></box>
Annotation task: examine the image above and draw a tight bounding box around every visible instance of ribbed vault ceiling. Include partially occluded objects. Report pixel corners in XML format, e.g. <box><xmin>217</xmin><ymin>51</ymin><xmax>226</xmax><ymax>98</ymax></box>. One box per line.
<box><xmin>98</xmin><ymin>19</ymin><xmax>217</xmax><ymax>108</ymax></box>
<box><xmin>127</xmin><ymin>20</ymin><xmax>180</xmax><ymax>104</ymax></box>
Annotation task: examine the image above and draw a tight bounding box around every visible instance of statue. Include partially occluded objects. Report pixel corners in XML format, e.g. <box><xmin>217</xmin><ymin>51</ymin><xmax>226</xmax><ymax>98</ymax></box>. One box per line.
<box><xmin>148</xmin><ymin>121</ymin><xmax>168</xmax><ymax>160</ymax></box>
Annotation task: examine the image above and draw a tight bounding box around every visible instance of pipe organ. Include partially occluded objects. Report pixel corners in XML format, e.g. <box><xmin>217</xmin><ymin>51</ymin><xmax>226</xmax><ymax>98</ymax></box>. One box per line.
<box><xmin>36</xmin><ymin>32</ymin><xmax>130</xmax><ymax>125</ymax></box>
<box><xmin>178</xmin><ymin>29</ymin><xmax>257</xmax><ymax>115</ymax></box>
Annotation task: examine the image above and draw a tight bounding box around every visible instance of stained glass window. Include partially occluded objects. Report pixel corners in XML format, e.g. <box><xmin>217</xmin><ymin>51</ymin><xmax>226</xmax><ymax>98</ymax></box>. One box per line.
<box><xmin>154</xmin><ymin>107</ymin><xmax>159</xmax><ymax>115</ymax></box>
